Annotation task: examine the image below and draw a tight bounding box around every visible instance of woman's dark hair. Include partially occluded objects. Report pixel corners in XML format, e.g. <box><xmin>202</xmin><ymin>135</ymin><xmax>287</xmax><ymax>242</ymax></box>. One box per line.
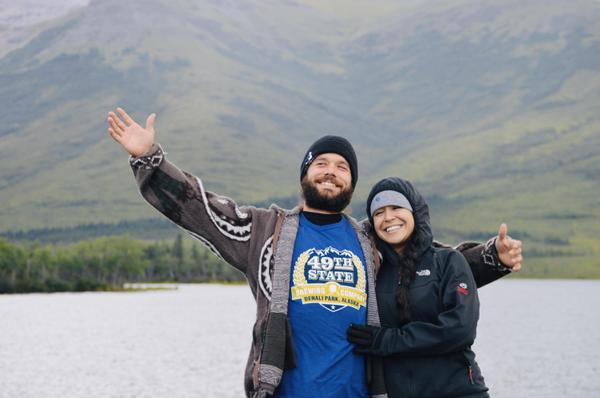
<box><xmin>372</xmin><ymin>211</ymin><xmax>420</xmax><ymax>325</ymax></box>
<box><xmin>395</xmin><ymin>228</ymin><xmax>420</xmax><ymax>324</ymax></box>
<box><xmin>366</xmin><ymin>176</ymin><xmax>433</xmax><ymax>324</ymax></box>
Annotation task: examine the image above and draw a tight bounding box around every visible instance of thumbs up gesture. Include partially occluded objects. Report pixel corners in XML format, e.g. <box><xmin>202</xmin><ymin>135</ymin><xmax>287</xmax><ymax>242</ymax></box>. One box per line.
<box><xmin>107</xmin><ymin>107</ymin><xmax>156</xmax><ymax>157</ymax></box>
<box><xmin>495</xmin><ymin>223</ymin><xmax>522</xmax><ymax>271</ymax></box>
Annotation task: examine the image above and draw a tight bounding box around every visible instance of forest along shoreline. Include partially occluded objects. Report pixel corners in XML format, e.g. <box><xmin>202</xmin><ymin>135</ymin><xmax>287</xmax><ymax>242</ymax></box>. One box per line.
<box><xmin>0</xmin><ymin>234</ymin><xmax>244</xmax><ymax>294</ymax></box>
<box><xmin>1</xmin><ymin>226</ymin><xmax>597</xmax><ymax>294</ymax></box>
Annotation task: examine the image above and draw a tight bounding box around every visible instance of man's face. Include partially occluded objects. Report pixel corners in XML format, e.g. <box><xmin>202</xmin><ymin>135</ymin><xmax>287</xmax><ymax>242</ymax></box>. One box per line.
<box><xmin>301</xmin><ymin>153</ymin><xmax>353</xmax><ymax>213</ymax></box>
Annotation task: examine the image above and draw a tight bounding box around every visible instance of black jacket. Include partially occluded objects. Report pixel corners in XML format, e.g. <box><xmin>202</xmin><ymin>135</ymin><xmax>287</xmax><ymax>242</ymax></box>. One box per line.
<box><xmin>374</xmin><ymin>247</ymin><xmax>489</xmax><ymax>398</ymax></box>
<box><xmin>367</xmin><ymin>177</ymin><xmax>489</xmax><ymax>398</ymax></box>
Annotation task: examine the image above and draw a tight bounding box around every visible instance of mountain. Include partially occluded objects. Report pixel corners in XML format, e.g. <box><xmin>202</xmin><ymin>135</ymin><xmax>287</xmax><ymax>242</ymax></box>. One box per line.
<box><xmin>1</xmin><ymin>0</ymin><xmax>599</xmax><ymax>277</ymax></box>
<box><xmin>0</xmin><ymin>0</ymin><xmax>91</xmax><ymax>58</ymax></box>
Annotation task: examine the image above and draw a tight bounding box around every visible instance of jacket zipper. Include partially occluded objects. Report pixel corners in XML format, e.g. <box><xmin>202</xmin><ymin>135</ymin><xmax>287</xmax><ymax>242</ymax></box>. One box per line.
<box><xmin>462</xmin><ymin>351</ymin><xmax>475</xmax><ymax>385</ymax></box>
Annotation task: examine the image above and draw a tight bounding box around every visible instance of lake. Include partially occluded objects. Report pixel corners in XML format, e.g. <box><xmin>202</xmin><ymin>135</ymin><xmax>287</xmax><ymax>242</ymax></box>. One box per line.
<box><xmin>1</xmin><ymin>280</ymin><xmax>599</xmax><ymax>397</ymax></box>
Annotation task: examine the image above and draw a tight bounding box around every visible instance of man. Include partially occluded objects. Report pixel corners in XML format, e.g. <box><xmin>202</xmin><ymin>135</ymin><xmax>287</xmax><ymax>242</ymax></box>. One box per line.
<box><xmin>107</xmin><ymin>108</ymin><xmax>522</xmax><ymax>398</ymax></box>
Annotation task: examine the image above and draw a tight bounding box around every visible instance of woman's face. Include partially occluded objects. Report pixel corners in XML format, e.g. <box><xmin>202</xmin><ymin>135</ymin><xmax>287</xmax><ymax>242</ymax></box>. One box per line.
<box><xmin>372</xmin><ymin>205</ymin><xmax>415</xmax><ymax>251</ymax></box>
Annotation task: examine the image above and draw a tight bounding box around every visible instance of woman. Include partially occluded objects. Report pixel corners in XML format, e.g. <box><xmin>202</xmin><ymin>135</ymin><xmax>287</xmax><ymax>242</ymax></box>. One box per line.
<box><xmin>347</xmin><ymin>177</ymin><xmax>489</xmax><ymax>397</ymax></box>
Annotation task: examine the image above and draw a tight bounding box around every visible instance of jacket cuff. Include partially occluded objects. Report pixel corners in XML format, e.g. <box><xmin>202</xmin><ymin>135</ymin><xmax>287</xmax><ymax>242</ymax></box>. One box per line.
<box><xmin>129</xmin><ymin>144</ymin><xmax>165</xmax><ymax>170</ymax></box>
<box><xmin>482</xmin><ymin>237</ymin><xmax>511</xmax><ymax>273</ymax></box>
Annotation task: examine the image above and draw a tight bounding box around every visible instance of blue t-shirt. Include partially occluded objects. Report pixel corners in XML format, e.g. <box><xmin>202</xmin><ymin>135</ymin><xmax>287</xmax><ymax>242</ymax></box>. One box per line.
<box><xmin>275</xmin><ymin>214</ymin><xmax>369</xmax><ymax>398</ymax></box>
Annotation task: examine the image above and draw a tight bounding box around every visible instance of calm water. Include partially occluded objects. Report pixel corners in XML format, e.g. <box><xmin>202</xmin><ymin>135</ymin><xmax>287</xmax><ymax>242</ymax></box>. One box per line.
<box><xmin>1</xmin><ymin>280</ymin><xmax>599</xmax><ymax>398</ymax></box>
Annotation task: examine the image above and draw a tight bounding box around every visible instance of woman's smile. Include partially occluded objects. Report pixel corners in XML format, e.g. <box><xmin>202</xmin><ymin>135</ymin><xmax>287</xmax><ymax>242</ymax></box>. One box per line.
<box><xmin>373</xmin><ymin>206</ymin><xmax>415</xmax><ymax>252</ymax></box>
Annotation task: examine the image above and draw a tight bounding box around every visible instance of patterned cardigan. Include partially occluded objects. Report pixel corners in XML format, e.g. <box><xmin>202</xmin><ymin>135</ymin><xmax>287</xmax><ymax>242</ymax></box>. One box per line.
<box><xmin>130</xmin><ymin>144</ymin><xmax>509</xmax><ymax>398</ymax></box>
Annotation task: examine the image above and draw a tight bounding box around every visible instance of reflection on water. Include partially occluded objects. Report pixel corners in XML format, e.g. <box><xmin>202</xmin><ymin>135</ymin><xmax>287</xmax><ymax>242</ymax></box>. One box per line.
<box><xmin>1</xmin><ymin>280</ymin><xmax>599</xmax><ymax>398</ymax></box>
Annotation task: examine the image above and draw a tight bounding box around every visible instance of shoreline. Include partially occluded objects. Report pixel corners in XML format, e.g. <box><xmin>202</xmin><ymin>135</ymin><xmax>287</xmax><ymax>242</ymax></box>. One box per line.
<box><xmin>2</xmin><ymin>278</ymin><xmax>600</xmax><ymax>295</ymax></box>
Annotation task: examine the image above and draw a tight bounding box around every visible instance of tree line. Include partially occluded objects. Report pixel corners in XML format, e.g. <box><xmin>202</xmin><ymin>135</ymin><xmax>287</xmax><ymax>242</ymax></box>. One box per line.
<box><xmin>0</xmin><ymin>219</ymin><xmax>179</xmax><ymax>244</ymax></box>
<box><xmin>0</xmin><ymin>234</ymin><xmax>244</xmax><ymax>293</ymax></box>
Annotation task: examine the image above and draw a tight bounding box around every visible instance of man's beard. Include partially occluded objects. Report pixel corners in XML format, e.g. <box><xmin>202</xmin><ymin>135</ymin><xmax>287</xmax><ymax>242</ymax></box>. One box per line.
<box><xmin>301</xmin><ymin>177</ymin><xmax>353</xmax><ymax>213</ymax></box>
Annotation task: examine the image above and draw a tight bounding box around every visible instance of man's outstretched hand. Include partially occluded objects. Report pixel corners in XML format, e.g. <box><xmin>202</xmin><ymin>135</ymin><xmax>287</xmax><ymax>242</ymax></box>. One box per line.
<box><xmin>495</xmin><ymin>223</ymin><xmax>523</xmax><ymax>272</ymax></box>
<box><xmin>107</xmin><ymin>107</ymin><xmax>156</xmax><ymax>157</ymax></box>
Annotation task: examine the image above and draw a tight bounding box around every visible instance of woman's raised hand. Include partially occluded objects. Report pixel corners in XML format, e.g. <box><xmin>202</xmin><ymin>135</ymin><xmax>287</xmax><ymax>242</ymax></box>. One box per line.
<box><xmin>107</xmin><ymin>107</ymin><xmax>156</xmax><ymax>157</ymax></box>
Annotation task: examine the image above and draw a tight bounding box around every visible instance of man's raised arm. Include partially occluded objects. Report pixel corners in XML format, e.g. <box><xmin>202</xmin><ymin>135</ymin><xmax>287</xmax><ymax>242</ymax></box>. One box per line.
<box><xmin>434</xmin><ymin>223</ymin><xmax>523</xmax><ymax>288</ymax></box>
<box><xmin>107</xmin><ymin>107</ymin><xmax>263</xmax><ymax>275</ymax></box>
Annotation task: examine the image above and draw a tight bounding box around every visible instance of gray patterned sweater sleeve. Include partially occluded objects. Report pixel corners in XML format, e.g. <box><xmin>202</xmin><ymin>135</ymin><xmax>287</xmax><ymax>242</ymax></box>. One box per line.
<box><xmin>433</xmin><ymin>238</ymin><xmax>511</xmax><ymax>288</ymax></box>
<box><xmin>130</xmin><ymin>143</ymin><xmax>252</xmax><ymax>272</ymax></box>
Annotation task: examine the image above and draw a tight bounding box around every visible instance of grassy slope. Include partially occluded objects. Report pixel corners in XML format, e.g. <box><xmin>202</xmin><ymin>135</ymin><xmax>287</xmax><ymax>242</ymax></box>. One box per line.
<box><xmin>0</xmin><ymin>0</ymin><xmax>599</xmax><ymax>276</ymax></box>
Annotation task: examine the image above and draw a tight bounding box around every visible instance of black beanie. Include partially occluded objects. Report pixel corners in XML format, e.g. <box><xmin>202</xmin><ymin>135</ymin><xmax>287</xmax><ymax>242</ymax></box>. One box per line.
<box><xmin>300</xmin><ymin>135</ymin><xmax>358</xmax><ymax>187</ymax></box>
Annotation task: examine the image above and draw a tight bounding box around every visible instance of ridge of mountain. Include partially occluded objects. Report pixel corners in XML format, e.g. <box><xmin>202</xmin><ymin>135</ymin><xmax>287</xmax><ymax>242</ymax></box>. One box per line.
<box><xmin>1</xmin><ymin>0</ymin><xmax>599</xmax><ymax>276</ymax></box>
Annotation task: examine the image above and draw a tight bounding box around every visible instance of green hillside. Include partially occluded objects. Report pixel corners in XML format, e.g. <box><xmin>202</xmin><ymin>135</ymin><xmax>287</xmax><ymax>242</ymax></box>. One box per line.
<box><xmin>1</xmin><ymin>0</ymin><xmax>599</xmax><ymax>277</ymax></box>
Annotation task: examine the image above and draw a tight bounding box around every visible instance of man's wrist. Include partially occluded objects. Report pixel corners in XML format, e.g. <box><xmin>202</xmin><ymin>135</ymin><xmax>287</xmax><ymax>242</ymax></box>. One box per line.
<box><xmin>482</xmin><ymin>237</ymin><xmax>511</xmax><ymax>273</ymax></box>
<box><xmin>129</xmin><ymin>144</ymin><xmax>165</xmax><ymax>170</ymax></box>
